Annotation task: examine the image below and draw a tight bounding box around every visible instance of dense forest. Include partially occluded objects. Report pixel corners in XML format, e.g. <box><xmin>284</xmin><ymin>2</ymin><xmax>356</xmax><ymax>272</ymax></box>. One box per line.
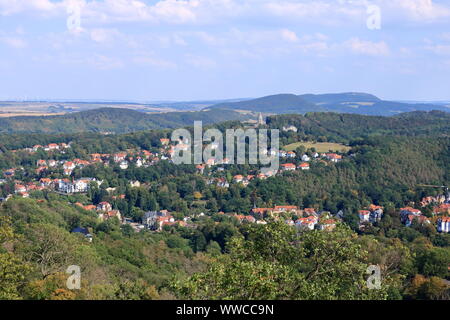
<box><xmin>0</xmin><ymin>110</ymin><xmax>449</xmax><ymax>300</ymax></box>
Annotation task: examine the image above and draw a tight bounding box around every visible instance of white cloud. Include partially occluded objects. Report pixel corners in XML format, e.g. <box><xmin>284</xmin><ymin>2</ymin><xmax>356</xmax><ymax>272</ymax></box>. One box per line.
<box><xmin>133</xmin><ymin>55</ymin><xmax>177</xmax><ymax>69</ymax></box>
<box><xmin>90</xmin><ymin>28</ymin><xmax>120</xmax><ymax>43</ymax></box>
<box><xmin>381</xmin><ymin>0</ymin><xmax>450</xmax><ymax>21</ymax></box>
<box><xmin>89</xmin><ymin>54</ymin><xmax>124</xmax><ymax>70</ymax></box>
<box><xmin>0</xmin><ymin>36</ymin><xmax>27</xmax><ymax>48</ymax></box>
<box><xmin>185</xmin><ymin>54</ymin><xmax>217</xmax><ymax>69</ymax></box>
<box><xmin>280</xmin><ymin>29</ymin><xmax>299</xmax><ymax>43</ymax></box>
<box><xmin>425</xmin><ymin>44</ymin><xmax>450</xmax><ymax>55</ymax></box>
<box><xmin>344</xmin><ymin>38</ymin><xmax>390</xmax><ymax>56</ymax></box>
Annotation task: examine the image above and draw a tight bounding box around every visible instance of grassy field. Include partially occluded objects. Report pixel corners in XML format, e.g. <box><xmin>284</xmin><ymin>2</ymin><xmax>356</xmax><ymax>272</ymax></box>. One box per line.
<box><xmin>283</xmin><ymin>141</ymin><xmax>351</xmax><ymax>153</ymax></box>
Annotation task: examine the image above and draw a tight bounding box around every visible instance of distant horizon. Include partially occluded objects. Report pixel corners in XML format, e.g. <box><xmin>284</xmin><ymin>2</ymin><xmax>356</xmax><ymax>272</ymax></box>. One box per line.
<box><xmin>1</xmin><ymin>92</ymin><xmax>450</xmax><ymax>105</ymax></box>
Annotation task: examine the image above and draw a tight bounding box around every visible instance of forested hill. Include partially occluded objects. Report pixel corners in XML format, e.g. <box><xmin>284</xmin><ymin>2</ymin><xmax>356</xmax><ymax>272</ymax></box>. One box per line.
<box><xmin>207</xmin><ymin>92</ymin><xmax>450</xmax><ymax>116</ymax></box>
<box><xmin>0</xmin><ymin>107</ymin><xmax>253</xmax><ymax>134</ymax></box>
<box><xmin>267</xmin><ymin>110</ymin><xmax>450</xmax><ymax>143</ymax></box>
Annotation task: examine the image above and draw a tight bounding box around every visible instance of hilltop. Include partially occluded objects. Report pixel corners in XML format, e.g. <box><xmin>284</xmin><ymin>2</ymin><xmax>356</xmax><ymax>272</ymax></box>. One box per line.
<box><xmin>206</xmin><ymin>92</ymin><xmax>450</xmax><ymax>116</ymax></box>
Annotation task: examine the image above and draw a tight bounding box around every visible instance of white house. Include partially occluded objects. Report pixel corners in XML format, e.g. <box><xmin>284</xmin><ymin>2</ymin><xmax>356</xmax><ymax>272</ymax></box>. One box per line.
<box><xmin>57</xmin><ymin>179</ymin><xmax>89</xmax><ymax>194</ymax></box>
<box><xmin>437</xmin><ymin>217</ymin><xmax>450</xmax><ymax>233</ymax></box>
<box><xmin>359</xmin><ymin>210</ymin><xmax>370</xmax><ymax>222</ymax></box>
<box><xmin>119</xmin><ymin>161</ymin><xmax>129</xmax><ymax>170</ymax></box>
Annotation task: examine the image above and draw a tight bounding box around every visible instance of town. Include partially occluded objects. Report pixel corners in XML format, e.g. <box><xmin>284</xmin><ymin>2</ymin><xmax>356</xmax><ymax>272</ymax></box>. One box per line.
<box><xmin>1</xmin><ymin>138</ymin><xmax>449</xmax><ymax>243</ymax></box>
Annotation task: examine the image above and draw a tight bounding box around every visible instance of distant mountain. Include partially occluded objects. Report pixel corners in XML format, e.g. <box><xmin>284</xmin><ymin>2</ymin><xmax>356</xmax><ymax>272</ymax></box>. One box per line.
<box><xmin>0</xmin><ymin>108</ymin><xmax>254</xmax><ymax>134</ymax></box>
<box><xmin>205</xmin><ymin>94</ymin><xmax>321</xmax><ymax>114</ymax></box>
<box><xmin>206</xmin><ymin>92</ymin><xmax>450</xmax><ymax>116</ymax></box>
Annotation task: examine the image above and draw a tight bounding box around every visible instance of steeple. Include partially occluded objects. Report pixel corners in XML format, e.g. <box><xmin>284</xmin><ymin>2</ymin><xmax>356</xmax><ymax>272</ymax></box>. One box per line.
<box><xmin>258</xmin><ymin>112</ymin><xmax>265</xmax><ymax>126</ymax></box>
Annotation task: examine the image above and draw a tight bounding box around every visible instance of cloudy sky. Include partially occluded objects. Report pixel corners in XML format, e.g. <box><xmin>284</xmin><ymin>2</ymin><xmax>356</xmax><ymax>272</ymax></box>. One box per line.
<box><xmin>0</xmin><ymin>0</ymin><xmax>449</xmax><ymax>101</ymax></box>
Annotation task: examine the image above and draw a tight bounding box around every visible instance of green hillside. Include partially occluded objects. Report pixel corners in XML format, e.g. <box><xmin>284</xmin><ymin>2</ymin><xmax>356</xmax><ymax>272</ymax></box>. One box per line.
<box><xmin>0</xmin><ymin>108</ymin><xmax>253</xmax><ymax>134</ymax></box>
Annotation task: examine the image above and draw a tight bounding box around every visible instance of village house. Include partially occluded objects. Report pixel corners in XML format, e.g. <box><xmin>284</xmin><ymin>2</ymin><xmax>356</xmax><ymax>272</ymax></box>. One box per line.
<box><xmin>282</xmin><ymin>125</ymin><xmax>298</xmax><ymax>132</ymax></box>
<box><xmin>71</xmin><ymin>227</ymin><xmax>93</xmax><ymax>242</ymax></box>
<box><xmin>19</xmin><ymin>192</ymin><xmax>30</xmax><ymax>198</ymax></box>
<box><xmin>148</xmin><ymin>211</ymin><xmax>175</xmax><ymax>231</ymax></box>
<box><xmin>433</xmin><ymin>203</ymin><xmax>450</xmax><ymax>215</ymax></box>
<box><xmin>48</xmin><ymin>160</ymin><xmax>57</xmax><ymax>167</ymax></box>
<box><xmin>405</xmin><ymin>214</ymin><xmax>430</xmax><ymax>227</ymax></box>
<box><xmin>119</xmin><ymin>161</ymin><xmax>129</xmax><ymax>170</ymax></box>
<box><xmin>196</xmin><ymin>164</ymin><xmax>206</xmax><ymax>174</ymax></box>
<box><xmin>233</xmin><ymin>175</ymin><xmax>244</xmax><ymax>183</ymax></box>
<box><xmin>90</xmin><ymin>153</ymin><xmax>102</xmax><ymax>161</ymax></box>
<box><xmin>14</xmin><ymin>184</ymin><xmax>27</xmax><ymax>194</ymax></box>
<box><xmin>3</xmin><ymin>168</ymin><xmax>16</xmax><ymax>178</ymax></box>
<box><xmin>359</xmin><ymin>210</ymin><xmax>371</xmax><ymax>222</ymax></box>
<box><xmin>82</xmin><ymin>204</ymin><xmax>97</xmax><ymax>211</ymax></box>
<box><xmin>63</xmin><ymin>161</ymin><xmax>76</xmax><ymax>171</ymax></box>
<box><xmin>303</xmin><ymin>208</ymin><xmax>318</xmax><ymax>216</ymax></box>
<box><xmin>113</xmin><ymin>152</ymin><xmax>127</xmax><ymax>163</ymax></box>
<box><xmin>295</xmin><ymin>216</ymin><xmax>318</xmax><ymax>230</ymax></box>
<box><xmin>130</xmin><ymin>181</ymin><xmax>141</xmax><ymax>188</ymax></box>
<box><xmin>57</xmin><ymin>179</ymin><xmax>90</xmax><ymax>194</ymax></box>
<box><xmin>142</xmin><ymin>150</ymin><xmax>152</xmax><ymax>158</ymax></box>
<box><xmin>216</xmin><ymin>178</ymin><xmax>230</xmax><ymax>188</ymax></box>
<box><xmin>279</xmin><ymin>151</ymin><xmax>288</xmax><ymax>158</ymax></box>
<box><xmin>99</xmin><ymin>210</ymin><xmax>122</xmax><ymax>222</ymax></box>
<box><xmin>301</xmin><ymin>154</ymin><xmax>311</xmax><ymax>162</ymax></box>
<box><xmin>97</xmin><ymin>201</ymin><xmax>113</xmax><ymax>212</ymax></box>
<box><xmin>318</xmin><ymin>219</ymin><xmax>337</xmax><ymax>231</ymax></box>
<box><xmin>251</xmin><ymin>207</ymin><xmax>272</xmax><ymax>219</ymax></box>
<box><xmin>325</xmin><ymin>153</ymin><xmax>343</xmax><ymax>162</ymax></box>
<box><xmin>298</xmin><ymin>163</ymin><xmax>310</xmax><ymax>170</ymax></box>
<box><xmin>400</xmin><ymin>207</ymin><xmax>422</xmax><ymax>217</ymax></box>
<box><xmin>46</xmin><ymin>143</ymin><xmax>60</xmax><ymax>151</ymax></box>
<box><xmin>35</xmin><ymin>166</ymin><xmax>47</xmax><ymax>174</ymax></box>
<box><xmin>74</xmin><ymin>159</ymin><xmax>90</xmax><ymax>168</ymax></box>
<box><xmin>437</xmin><ymin>217</ymin><xmax>450</xmax><ymax>233</ymax></box>
<box><xmin>135</xmin><ymin>157</ymin><xmax>144</xmax><ymax>168</ymax></box>
<box><xmin>202</xmin><ymin>158</ymin><xmax>215</xmax><ymax>167</ymax></box>
<box><xmin>39</xmin><ymin>178</ymin><xmax>52</xmax><ymax>187</ymax></box>
<box><xmin>273</xmin><ymin>205</ymin><xmax>298</xmax><ymax>214</ymax></box>
<box><xmin>60</xmin><ymin>143</ymin><xmax>70</xmax><ymax>149</ymax></box>
<box><xmin>32</xmin><ymin>145</ymin><xmax>43</xmax><ymax>152</ymax></box>
<box><xmin>359</xmin><ymin>205</ymin><xmax>384</xmax><ymax>224</ymax></box>
<box><xmin>368</xmin><ymin>204</ymin><xmax>384</xmax><ymax>221</ymax></box>
<box><xmin>287</xmin><ymin>151</ymin><xmax>296</xmax><ymax>158</ymax></box>
<box><xmin>285</xmin><ymin>219</ymin><xmax>295</xmax><ymax>226</ymax></box>
<box><xmin>281</xmin><ymin>163</ymin><xmax>296</xmax><ymax>171</ymax></box>
<box><xmin>234</xmin><ymin>214</ymin><xmax>257</xmax><ymax>224</ymax></box>
<box><xmin>160</xmin><ymin>138</ymin><xmax>170</xmax><ymax>146</ymax></box>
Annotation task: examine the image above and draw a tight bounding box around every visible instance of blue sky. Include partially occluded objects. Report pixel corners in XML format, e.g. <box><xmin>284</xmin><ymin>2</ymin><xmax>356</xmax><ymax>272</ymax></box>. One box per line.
<box><xmin>0</xmin><ymin>0</ymin><xmax>450</xmax><ymax>101</ymax></box>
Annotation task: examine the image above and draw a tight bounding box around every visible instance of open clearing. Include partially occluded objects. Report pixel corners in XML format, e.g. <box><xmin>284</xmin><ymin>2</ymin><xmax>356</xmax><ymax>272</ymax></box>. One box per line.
<box><xmin>283</xmin><ymin>141</ymin><xmax>351</xmax><ymax>153</ymax></box>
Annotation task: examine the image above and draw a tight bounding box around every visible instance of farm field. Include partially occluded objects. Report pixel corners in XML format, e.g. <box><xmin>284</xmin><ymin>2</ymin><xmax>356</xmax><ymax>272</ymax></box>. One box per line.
<box><xmin>283</xmin><ymin>141</ymin><xmax>351</xmax><ymax>153</ymax></box>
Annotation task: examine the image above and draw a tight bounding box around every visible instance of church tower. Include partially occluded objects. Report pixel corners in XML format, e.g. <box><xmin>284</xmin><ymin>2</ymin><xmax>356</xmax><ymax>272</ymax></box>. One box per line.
<box><xmin>258</xmin><ymin>112</ymin><xmax>265</xmax><ymax>126</ymax></box>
